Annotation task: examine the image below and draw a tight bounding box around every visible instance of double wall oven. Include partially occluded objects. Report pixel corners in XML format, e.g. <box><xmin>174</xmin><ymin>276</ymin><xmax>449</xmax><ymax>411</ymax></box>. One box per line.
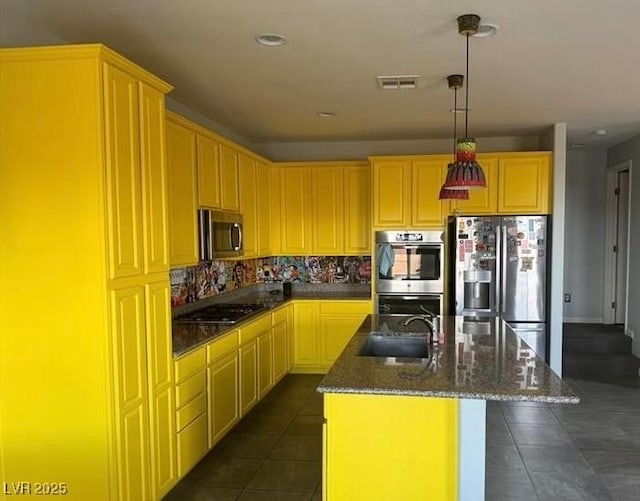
<box><xmin>375</xmin><ymin>230</ymin><xmax>444</xmax><ymax>315</ymax></box>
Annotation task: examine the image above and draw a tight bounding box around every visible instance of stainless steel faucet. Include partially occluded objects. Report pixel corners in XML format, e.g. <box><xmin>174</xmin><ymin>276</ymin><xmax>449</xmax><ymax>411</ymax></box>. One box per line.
<box><xmin>401</xmin><ymin>315</ymin><xmax>440</xmax><ymax>345</ymax></box>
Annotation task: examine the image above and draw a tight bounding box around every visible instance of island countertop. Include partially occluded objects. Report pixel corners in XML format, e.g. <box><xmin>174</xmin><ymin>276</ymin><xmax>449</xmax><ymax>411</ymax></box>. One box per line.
<box><xmin>317</xmin><ymin>315</ymin><xmax>579</xmax><ymax>403</ymax></box>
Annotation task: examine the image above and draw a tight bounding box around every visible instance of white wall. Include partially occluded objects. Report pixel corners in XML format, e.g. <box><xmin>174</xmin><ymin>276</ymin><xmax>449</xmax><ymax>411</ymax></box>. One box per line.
<box><xmin>608</xmin><ymin>135</ymin><xmax>640</xmax><ymax>357</ymax></box>
<box><xmin>563</xmin><ymin>148</ymin><xmax>607</xmax><ymax>322</ymax></box>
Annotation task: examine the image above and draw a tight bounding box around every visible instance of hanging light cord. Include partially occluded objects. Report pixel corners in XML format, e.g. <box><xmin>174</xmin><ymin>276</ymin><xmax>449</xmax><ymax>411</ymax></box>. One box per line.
<box><xmin>464</xmin><ymin>33</ymin><xmax>470</xmax><ymax>137</ymax></box>
<box><xmin>452</xmin><ymin>86</ymin><xmax>458</xmax><ymax>162</ymax></box>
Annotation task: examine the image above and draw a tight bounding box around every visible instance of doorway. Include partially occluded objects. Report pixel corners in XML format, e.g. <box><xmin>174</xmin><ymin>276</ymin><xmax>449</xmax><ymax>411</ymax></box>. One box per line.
<box><xmin>604</xmin><ymin>160</ymin><xmax>632</xmax><ymax>326</ymax></box>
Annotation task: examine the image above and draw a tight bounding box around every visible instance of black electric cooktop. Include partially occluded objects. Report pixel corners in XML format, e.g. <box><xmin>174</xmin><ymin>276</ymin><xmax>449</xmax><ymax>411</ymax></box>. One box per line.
<box><xmin>174</xmin><ymin>303</ymin><xmax>266</xmax><ymax>324</ymax></box>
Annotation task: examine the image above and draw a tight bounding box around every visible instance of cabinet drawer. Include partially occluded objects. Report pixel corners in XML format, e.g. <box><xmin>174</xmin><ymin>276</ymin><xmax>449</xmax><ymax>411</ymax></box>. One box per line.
<box><xmin>175</xmin><ymin>370</ymin><xmax>206</xmax><ymax>408</ymax></box>
<box><xmin>174</xmin><ymin>347</ymin><xmax>206</xmax><ymax>383</ymax></box>
<box><xmin>176</xmin><ymin>392</ymin><xmax>206</xmax><ymax>432</ymax></box>
<box><xmin>177</xmin><ymin>412</ymin><xmax>208</xmax><ymax>477</ymax></box>
<box><xmin>272</xmin><ymin>306</ymin><xmax>288</xmax><ymax>325</ymax></box>
<box><xmin>239</xmin><ymin>314</ymin><xmax>271</xmax><ymax>344</ymax></box>
<box><xmin>207</xmin><ymin>330</ymin><xmax>239</xmax><ymax>363</ymax></box>
<box><xmin>319</xmin><ymin>301</ymin><xmax>371</xmax><ymax>315</ymax></box>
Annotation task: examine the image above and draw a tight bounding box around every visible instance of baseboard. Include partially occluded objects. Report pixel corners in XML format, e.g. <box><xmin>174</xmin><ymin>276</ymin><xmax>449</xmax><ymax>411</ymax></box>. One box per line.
<box><xmin>564</xmin><ymin>317</ymin><xmax>604</xmax><ymax>323</ymax></box>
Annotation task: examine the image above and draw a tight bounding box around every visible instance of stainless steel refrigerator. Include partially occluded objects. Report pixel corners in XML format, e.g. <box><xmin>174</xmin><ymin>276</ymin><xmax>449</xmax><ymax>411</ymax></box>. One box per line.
<box><xmin>449</xmin><ymin>215</ymin><xmax>549</xmax><ymax>359</ymax></box>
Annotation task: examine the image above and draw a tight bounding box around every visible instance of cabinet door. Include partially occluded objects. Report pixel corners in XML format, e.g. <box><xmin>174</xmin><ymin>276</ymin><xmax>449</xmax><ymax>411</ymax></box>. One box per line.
<box><xmin>149</xmin><ymin>387</ymin><xmax>176</xmax><ymax>498</ymax></box>
<box><xmin>372</xmin><ymin>160</ymin><xmax>411</xmax><ymax>227</ymax></box>
<box><xmin>293</xmin><ymin>302</ymin><xmax>319</xmax><ymax>367</ymax></box>
<box><xmin>256</xmin><ymin>161</ymin><xmax>272</xmax><ymax>256</ymax></box>
<box><xmin>208</xmin><ymin>351</ymin><xmax>239</xmax><ymax>447</ymax></box>
<box><xmin>344</xmin><ymin>165</ymin><xmax>371</xmax><ymax>254</ymax></box>
<box><xmin>166</xmin><ymin>118</ymin><xmax>198</xmax><ymax>266</ymax></box>
<box><xmin>103</xmin><ymin>64</ymin><xmax>143</xmax><ymax>279</ymax></box>
<box><xmin>311</xmin><ymin>166</ymin><xmax>344</xmax><ymax>254</ymax></box>
<box><xmin>269</xmin><ymin>165</ymin><xmax>282</xmax><ymax>255</ymax></box>
<box><xmin>139</xmin><ymin>83</ymin><xmax>170</xmax><ymax>274</ymax></box>
<box><xmin>280</xmin><ymin>167</ymin><xmax>310</xmax><ymax>254</ymax></box>
<box><xmin>176</xmin><ymin>413</ymin><xmax>207</xmax><ymax>477</ymax></box>
<box><xmin>272</xmin><ymin>321</ymin><xmax>288</xmax><ymax>384</ymax></box>
<box><xmin>449</xmin><ymin>156</ymin><xmax>499</xmax><ymax>215</ymax></box>
<box><xmin>411</xmin><ymin>158</ymin><xmax>449</xmax><ymax>227</ymax></box>
<box><xmin>110</xmin><ymin>285</ymin><xmax>150</xmax><ymax>501</ymax></box>
<box><xmin>257</xmin><ymin>331</ymin><xmax>273</xmax><ymax>398</ymax></box>
<box><xmin>319</xmin><ymin>315</ymin><xmax>366</xmax><ymax>366</ymax></box>
<box><xmin>196</xmin><ymin>134</ymin><xmax>221</xmax><ymax>208</ymax></box>
<box><xmin>220</xmin><ymin>144</ymin><xmax>240</xmax><ymax>211</ymax></box>
<box><xmin>239</xmin><ymin>154</ymin><xmax>258</xmax><ymax>257</ymax></box>
<box><xmin>498</xmin><ymin>155</ymin><xmax>551</xmax><ymax>213</ymax></box>
<box><xmin>239</xmin><ymin>340</ymin><xmax>258</xmax><ymax>415</ymax></box>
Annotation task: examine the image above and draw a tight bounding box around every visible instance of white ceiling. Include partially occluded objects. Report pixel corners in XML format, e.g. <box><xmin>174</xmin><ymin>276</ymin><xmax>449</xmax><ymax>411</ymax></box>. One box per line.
<box><xmin>2</xmin><ymin>0</ymin><xmax>639</xmax><ymax>149</ymax></box>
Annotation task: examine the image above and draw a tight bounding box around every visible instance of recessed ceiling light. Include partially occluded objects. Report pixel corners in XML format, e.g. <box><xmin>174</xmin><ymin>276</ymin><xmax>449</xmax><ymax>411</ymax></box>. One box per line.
<box><xmin>255</xmin><ymin>33</ymin><xmax>287</xmax><ymax>47</ymax></box>
<box><xmin>317</xmin><ymin>112</ymin><xmax>336</xmax><ymax>118</ymax></box>
<box><xmin>472</xmin><ymin>23</ymin><xmax>499</xmax><ymax>38</ymax></box>
<box><xmin>593</xmin><ymin>129</ymin><xmax>608</xmax><ymax>136</ymax></box>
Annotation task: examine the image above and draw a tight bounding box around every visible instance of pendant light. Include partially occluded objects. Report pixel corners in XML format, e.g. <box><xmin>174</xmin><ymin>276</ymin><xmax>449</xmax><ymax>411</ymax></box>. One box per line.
<box><xmin>439</xmin><ymin>74</ymin><xmax>469</xmax><ymax>200</ymax></box>
<box><xmin>441</xmin><ymin>14</ymin><xmax>487</xmax><ymax>191</ymax></box>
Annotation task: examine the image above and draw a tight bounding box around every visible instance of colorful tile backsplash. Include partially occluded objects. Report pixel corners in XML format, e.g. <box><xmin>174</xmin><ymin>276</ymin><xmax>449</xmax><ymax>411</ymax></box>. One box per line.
<box><xmin>171</xmin><ymin>255</ymin><xmax>371</xmax><ymax>306</ymax></box>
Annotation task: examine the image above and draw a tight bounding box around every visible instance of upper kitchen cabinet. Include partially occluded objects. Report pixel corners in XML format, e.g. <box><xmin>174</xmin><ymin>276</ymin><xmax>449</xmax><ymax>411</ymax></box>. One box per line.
<box><xmin>166</xmin><ymin>113</ymin><xmax>198</xmax><ymax>266</ymax></box>
<box><xmin>449</xmin><ymin>155</ymin><xmax>499</xmax><ymax>215</ymax></box>
<box><xmin>196</xmin><ymin>133</ymin><xmax>221</xmax><ymax>209</ymax></box>
<box><xmin>256</xmin><ymin>161</ymin><xmax>273</xmax><ymax>256</ymax></box>
<box><xmin>280</xmin><ymin>165</ymin><xmax>311</xmax><ymax>254</ymax></box>
<box><xmin>344</xmin><ymin>164</ymin><xmax>372</xmax><ymax>254</ymax></box>
<box><xmin>371</xmin><ymin>156</ymin><xmax>449</xmax><ymax>229</ymax></box>
<box><xmin>0</xmin><ymin>44</ymin><xmax>174</xmax><ymax>500</ymax></box>
<box><xmin>497</xmin><ymin>153</ymin><xmax>551</xmax><ymax>214</ymax></box>
<box><xmin>220</xmin><ymin>144</ymin><xmax>240</xmax><ymax>211</ymax></box>
<box><xmin>311</xmin><ymin>165</ymin><xmax>345</xmax><ymax>254</ymax></box>
<box><xmin>238</xmin><ymin>153</ymin><xmax>258</xmax><ymax>257</ymax></box>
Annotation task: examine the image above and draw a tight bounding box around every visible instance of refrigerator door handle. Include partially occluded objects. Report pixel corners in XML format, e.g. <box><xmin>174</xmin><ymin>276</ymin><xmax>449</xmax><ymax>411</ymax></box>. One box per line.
<box><xmin>500</xmin><ymin>223</ymin><xmax>508</xmax><ymax>316</ymax></box>
<box><xmin>495</xmin><ymin>224</ymin><xmax>502</xmax><ymax>315</ymax></box>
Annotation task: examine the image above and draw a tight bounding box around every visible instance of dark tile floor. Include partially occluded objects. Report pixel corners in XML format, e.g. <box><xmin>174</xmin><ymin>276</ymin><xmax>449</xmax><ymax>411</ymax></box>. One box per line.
<box><xmin>165</xmin><ymin>374</ymin><xmax>640</xmax><ymax>501</ymax></box>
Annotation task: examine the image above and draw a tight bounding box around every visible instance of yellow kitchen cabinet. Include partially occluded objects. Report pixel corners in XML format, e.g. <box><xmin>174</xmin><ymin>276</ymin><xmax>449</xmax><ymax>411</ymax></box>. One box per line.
<box><xmin>196</xmin><ymin>133</ymin><xmax>222</xmax><ymax>209</ymax></box>
<box><xmin>371</xmin><ymin>159</ymin><xmax>412</xmax><ymax>227</ymax></box>
<box><xmin>411</xmin><ymin>157</ymin><xmax>450</xmax><ymax>227</ymax></box>
<box><xmin>280</xmin><ymin>166</ymin><xmax>311</xmax><ymax>254</ymax></box>
<box><xmin>324</xmin><ymin>393</ymin><xmax>458</xmax><ymax>500</ymax></box>
<box><xmin>292</xmin><ymin>301</ymin><xmax>321</xmax><ymax>372</ymax></box>
<box><xmin>449</xmin><ymin>155</ymin><xmax>499</xmax><ymax>215</ymax></box>
<box><xmin>272</xmin><ymin>304</ymin><xmax>291</xmax><ymax>384</ymax></box>
<box><xmin>239</xmin><ymin>153</ymin><xmax>258</xmax><ymax>257</ymax></box>
<box><xmin>258</xmin><ymin>330</ymin><xmax>274</xmax><ymax>398</ymax></box>
<box><xmin>239</xmin><ymin>340</ymin><xmax>259</xmax><ymax>415</ymax></box>
<box><xmin>344</xmin><ymin>164</ymin><xmax>372</xmax><ymax>254</ymax></box>
<box><xmin>256</xmin><ymin>161</ymin><xmax>272</xmax><ymax>256</ymax></box>
<box><xmin>311</xmin><ymin>165</ymin><xmax>345</xmax><ymax>254</ymax></box>
<box><xmin>0</xmin><ymin>44</ymin><xmax>174</xmax><ymax>500</ymax></box>
<box><xmin>220</xmin><ymin>143</ymin><xmax>240</xmax><ymax>211</ymax></box>
<box><xmin>269</xmin><ymin>165</ymin><xmax>282</xmax><ymax>255</ymax></box>
<box><xmin>498</xmin><ymin>153</ymin><xmax>551</xmax><ymax>213</ymax></box>
<box><xmin>166</xmin><ymin>113</ymin><xmax>198</xmax><ymax>266</ymax></box>
<box><xmin>318</xmin><ymin>301</ymin><xmax>370</xmax><ymax>366</ymax></box>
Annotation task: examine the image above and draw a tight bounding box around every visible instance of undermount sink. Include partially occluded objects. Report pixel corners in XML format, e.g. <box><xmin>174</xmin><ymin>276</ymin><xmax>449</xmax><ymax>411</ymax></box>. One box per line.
<box><xmin>358</xmin><ymin>332</ymin><xmax>430</xmax><ymax>359</ymax></box>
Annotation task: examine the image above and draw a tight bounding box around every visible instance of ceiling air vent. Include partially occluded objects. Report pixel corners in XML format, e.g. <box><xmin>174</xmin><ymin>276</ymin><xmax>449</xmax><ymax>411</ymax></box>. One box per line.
<box><xmin>376</xmin><ymin>75</ymin><xmax>420</xmax><ymax>90</ymax></box>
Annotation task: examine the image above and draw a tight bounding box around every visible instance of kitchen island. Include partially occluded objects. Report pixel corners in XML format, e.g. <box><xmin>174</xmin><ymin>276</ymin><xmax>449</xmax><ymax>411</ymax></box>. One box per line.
<box><xmin>317</xmin><ymin>315</ymin><xmax>578</xmax><ymax>501</ymax></box>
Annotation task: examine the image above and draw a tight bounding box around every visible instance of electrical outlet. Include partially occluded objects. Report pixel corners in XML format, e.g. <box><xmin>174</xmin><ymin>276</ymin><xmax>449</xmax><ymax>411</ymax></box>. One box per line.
<box><xmin>170</xmin><ymin>269</ymin><xmax>186</xmax><ymax>286</ymax></box>
<box><xmin>564</xmin><ymin>293</ymin><xmax>571</xmax><ymax>303</ymax></box>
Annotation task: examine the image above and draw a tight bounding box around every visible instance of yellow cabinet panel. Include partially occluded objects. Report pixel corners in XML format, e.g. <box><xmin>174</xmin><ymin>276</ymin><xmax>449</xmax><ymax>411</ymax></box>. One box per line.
<box><xmin>411</xmin><ymin>157</ymin><xmax>449</xmax><ymax>227</ymax></box>
<box><xmin>149</xmin><ymin>388</ymin><xmax>176</xmax><ymax>498</ymax></box>
<box><xmin>139</xmin><ymin>83</ymin><xmax>170</xmax><ymax>274</ymax></box>
<box><xmin>269</xmin><ymin>165</ymin><xmax>282</xmax><ymax>255</ymax></box>
<box><xmin>220</xmin><ymin>144</ymin><xmax>240</xmax><ymax>211</ymax></box>
<box><xmin>256</xmin><ymin>161</ymin><xmax>272</xmax><ymax>256</ymax></box>
<box><xmin>449</xmin><ymin>156</ymin><xmax>499</xmax><ymax>215</ymax></box>
<box><xmin>103</xmin><ymin>64</ymin><xmax>143</xmax><ymax>279</ymax></box>
<box><xmin>145</xmin><ymin>279</ymin><xmax>172</xmax><ymax>391</ymax></box>
<box><xmin>272</xmin><ymin>320</ymin><xmax>288</xmax><ymax>384</ymax></box>
<box><xmin>258</xmin><ymin>331</ymin><xmax>273</xmax><ymax>398</ymax></box>
<box><xmin>239</xmin><ymin>339</ymin><xmax>258</xmax><ymax>415</ymax></box>
<box><xmin>177</xmin><ymin>413</ymin><xmax>208</xmax><ymax>477</ymax></box>
<box><xmin>175</xmin><ymin>370</ymin><xmax>206</xmax><ymax>408</ymax></box>
<box><xmin>196</xmin><ymin>134</ymin><xmax>221</xmax><ymax>208</ymax></box>
<box><xmin>344</xmin><ymin>165</ymin><xmax>371</xmax><ymax>254</ymax></box>
<box><xmin>118</xmin><ymin>404</ymin><xmax>151</xmax><ymax>501</ymax></box>
<box><xmin>324</xmin><ymin>393</ymin><xmax>458</xmax><ymax>501</ymax></box>
<box><xmin>166</xmin><ymin>117</ymin><xmax>198</xmax><ymax>266</ymax></box>
<box><xmin>311</xmin><ymin>166</ymin><xmax>344</xmax><ymax>254</ymax></box>
<box><xmin>372</xmin><ymin>160</ymin><xmax>411</xmax><ymax>227</ymax></box>
<box><xmin>293</xmin><ymin>302</ymin><xmax>320</xmax><ymax>368</ymax></box>
<box><xmin>208</xmin><ymin>351</ymin><xmax>239</xmax><ymax>447</ymax></box>
<box><xmin>239</xmin><ymin>154</ymin><xmax>258</xmax><ymax>257</ymax></box>
<box><xmin>498</xmin><ymin>155</ymin><xmax>551</xmax><ymax>213</ymax></box>
<box><xmin>319</xmin><ymin>314</ymin><xmax>366</xmax><ymax>366</ymax></box>
<box><xmin>280</xmin><ymin>166</ymin><xmax>310</xmax><ymax>254</ymax></box>
<box><xmin>176</xmin><ymin>392</ymin><xmax>206</xmax><ymax>432</ymax></box>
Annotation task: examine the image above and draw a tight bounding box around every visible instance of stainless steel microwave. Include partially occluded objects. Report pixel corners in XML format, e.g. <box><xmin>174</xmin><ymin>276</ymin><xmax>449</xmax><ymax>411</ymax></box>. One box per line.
<box><xmin>198</xmin><ymin>209</ymin><xmax>243</xmax><ymax>260</ymax></box>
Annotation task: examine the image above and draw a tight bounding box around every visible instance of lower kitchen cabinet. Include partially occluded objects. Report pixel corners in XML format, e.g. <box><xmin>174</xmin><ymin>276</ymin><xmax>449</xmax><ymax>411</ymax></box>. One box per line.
<box><xmin>239</xmin><ymin>340</ymin><xmax>259</xmax><ymax>415</ymax></box>
<box><xmin>258</xmin><ymin>330</ymin><xmax>274</xmax><ymax>398</ymax></box>
<box><xmin>207</xmin><ymin>351</ymin><xmax>239</xmax><ymax>447</ymax></box>
<box><xmin>272</xmin><ymin>316</ymin><xmax>289</xmax><ymax>383</ymax></box>
<box><xmin>176</xmin><ymin>413</ymin><xmax>208</xmax><ymax>477</ymax></box>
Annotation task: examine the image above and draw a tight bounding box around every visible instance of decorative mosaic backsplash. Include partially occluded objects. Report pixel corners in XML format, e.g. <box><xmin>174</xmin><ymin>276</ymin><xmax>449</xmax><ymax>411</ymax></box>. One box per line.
<box><xmin>170</xmin><ymin>255</ymin><xmax>371</xmax><ymax>306</ymax></box>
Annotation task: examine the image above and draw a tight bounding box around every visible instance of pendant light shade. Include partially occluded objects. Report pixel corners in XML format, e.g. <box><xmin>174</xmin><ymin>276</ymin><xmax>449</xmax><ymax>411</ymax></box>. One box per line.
<box><xmin>441</xmin><ymin>14</ymin><xmax>487</xmax><ymax>191</ymax></box>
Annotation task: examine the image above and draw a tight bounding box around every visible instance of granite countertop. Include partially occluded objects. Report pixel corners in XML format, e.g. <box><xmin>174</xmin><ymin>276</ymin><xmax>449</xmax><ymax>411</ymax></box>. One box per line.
<box><xmin>172</xmin><ymin>283</ymin><xmax>372</xmax><ymax>356</ymax></box>
<box><xmin>317</xmin><ymin>315</ymin><xmax>580</xmax><ymax>403</ymax></box>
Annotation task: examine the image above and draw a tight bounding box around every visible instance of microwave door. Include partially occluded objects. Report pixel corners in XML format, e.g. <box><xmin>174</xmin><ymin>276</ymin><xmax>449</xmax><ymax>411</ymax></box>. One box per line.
<box><xmin>198</xmin><ymin>209</ymin><xmax>212</xmax><ymax>261</ymax></box>
<box><xmin>230</xmin><ymin>223</ymin><xmax>242</xmax><ymax>251</ymax></box>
